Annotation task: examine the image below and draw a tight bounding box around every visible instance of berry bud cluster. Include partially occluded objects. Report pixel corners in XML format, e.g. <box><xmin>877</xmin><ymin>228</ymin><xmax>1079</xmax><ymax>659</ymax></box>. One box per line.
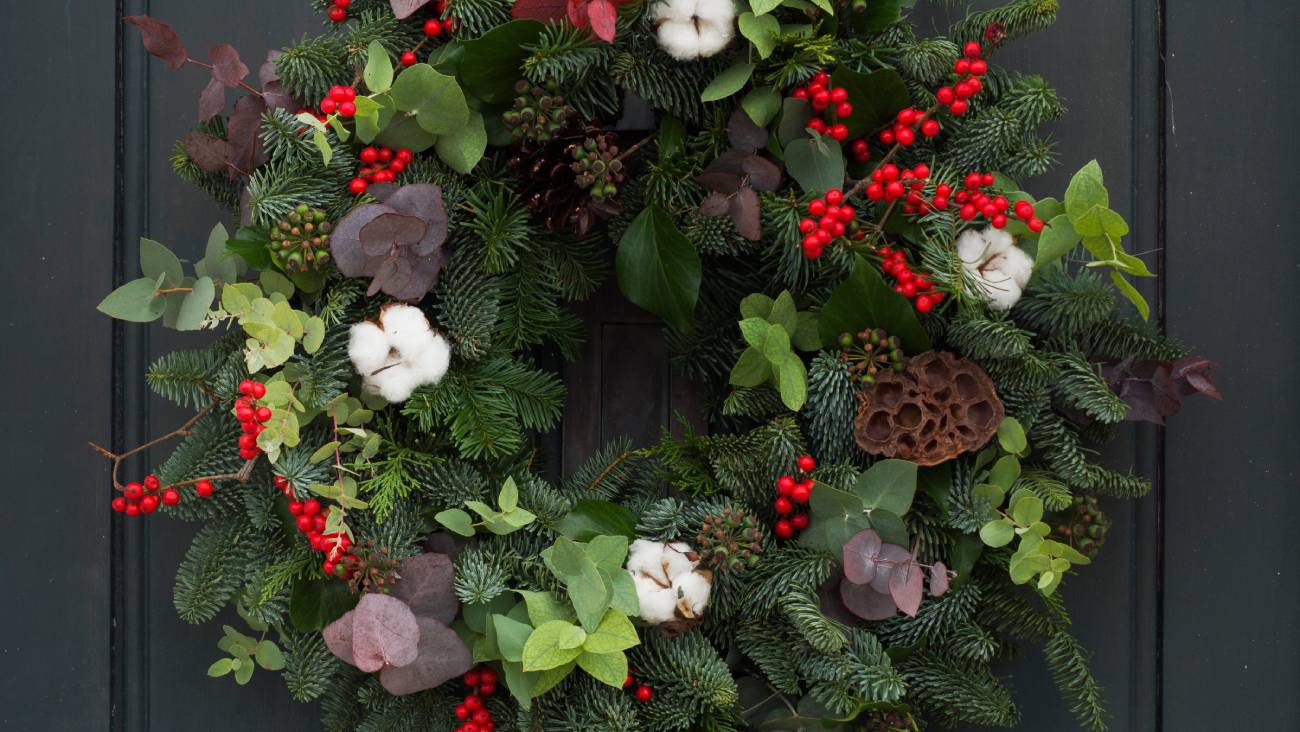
<box><xmin>798</xmin><ymin>188</ymin><xmax>861</xmax><ymax>259</ymax></box>
<box><xmin>270</xmin><ymin>205</ymin><xmax>332</xmax><ymax>273</ymax></box>
<box><xmin>327</xmin><ymin>0</ymin><xmax>350</xmax><ymax>23</ymax></box>
<box><xmin>235</xmin><ymin>379</ymin><xmax>272</xmax><ymax>461</ymax></box>
<box><xmin>623</xmin><ymin>670</ymin><xmax>653</xmax><ymax>703</ymax></box>
<box><xmin>111</xmin><ymin>474</ymin><xmax>209</xmax><ymax>517</ymax></box>
<box><xmin>452</xmin><ymin>667</ymin><xmax>498</xmax><ymax>732</ymax></box>
<box><xmin>837</xmin><ymin>327</ymin><xmax>906</xmax><ymax>384</ymax></box>
<box><xmin>349</xmin><ymin>146</ymin><xmax>414</xmax><ymax>195</ymax></box>
<box><xmin>1052</xmin><ymin>495</ymin><xmax>1111</xmax><ymax>558</ymax></box>
<box><xmin>570</xmin><ymin>134</ymin><xmax>625</xmax><ymax>203</ymax></box>
<box><xmin>791</xmin><ymin>71</ymin><xmax>853</xmax><ymax>142</ymax></box>
<box><xmin>504</xmin><ymin>80</ymin><xmax>574</xmax><ymax>142</ymax></box>
<box><xmin>319</xmin><ymin>85</ymin><xmax>357</xmax><ymax>118</ymax></box>
<box><xmin>878</xmin><ymin>246</ymin><xmax>943</xmax><ymax>313</ymax></box>
<box><xmin>289</xmin><ymin>497</ymin><xmax>356</xmax><ymax>579</ymax></box>
<box><xmin>696</xmin><ymin>507</ymin><xmax>765</xmax><ymax>573</ymax></box>
<box><xmin>773</xmin><ymin>455</ymin><xmax>817</xmax><ymax>539</ymax></box>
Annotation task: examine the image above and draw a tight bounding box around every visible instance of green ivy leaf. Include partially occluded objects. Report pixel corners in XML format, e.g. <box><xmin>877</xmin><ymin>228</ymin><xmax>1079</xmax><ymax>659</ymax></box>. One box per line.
<box><xmin>97</xmin><ymin>275</ymin><xmax>167</xmax><ymax>322</ymax></box>
<box><xmin>582</xmin><ymin>610</ymin><xmax>639</xmax><ymax>654</ymax></box>
<box><xmin>818</xmin><ymin>255</ymin><xmax>930</xmax><ymax>353</ymax></box>
<box><xmin>1064</xmin><ymin>160</ymin><xmax>1109</xmax><ymax>225</ymax></box>
<box><xmin>576</xmin><ymin>649</ymin><xmax>629</xmax><ymax>688</ymax></box>
<box><xmin>615</xmin><ymin>206</ymin><xmax>701</xmax><ymax>332</ymax></box>
<box><xmin>498</xmin><ymin>477</ymin><xmax>519</xmax><ymax>512</ymax></box>
<box><xmin>521</xmin><ymin>620</ymin><xmax>586</xmax><ymax>671</ymax></box>
<box><xmin>702</xmin><ymin>62</ymin><xmax>755</xmax><ymax>103</ymax></box>
<box><xmin>784</xmin><ymin>132</ymin><xmax>845</xmax><ymax>195</ymax></box>
<box><xmin>140</xmin><ymin>238</ymin><xmax>184</xmax><ymax>287</ymax></box>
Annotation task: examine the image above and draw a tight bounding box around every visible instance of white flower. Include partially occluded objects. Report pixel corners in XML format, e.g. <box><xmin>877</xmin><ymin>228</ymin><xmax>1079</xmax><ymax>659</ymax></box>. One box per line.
<box><xmin>347</xmin><ymin>304</ymin><xmax>451</xmax><ymax>403</ymax></box>
<box><xmin>625</xmin><ymin>540</ymin><xmax>712</xmax><ymax>624</ymax></box>
<box><xmin>957</xmin><ymin>226</ymin><xmax>1034</xmax><ymax>311</ymax></box>
<box><xmin>649</xmin><ymin>0</ymin><xmax>735</xmax><ymax>61</ymax></box>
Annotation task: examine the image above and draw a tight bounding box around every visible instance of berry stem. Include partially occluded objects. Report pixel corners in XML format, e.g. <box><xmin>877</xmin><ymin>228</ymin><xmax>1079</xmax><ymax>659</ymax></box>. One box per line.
<box><xmin>613</xmin><ymin>131</ymin><xmax>658</xmax><ymax>163</ymax></box>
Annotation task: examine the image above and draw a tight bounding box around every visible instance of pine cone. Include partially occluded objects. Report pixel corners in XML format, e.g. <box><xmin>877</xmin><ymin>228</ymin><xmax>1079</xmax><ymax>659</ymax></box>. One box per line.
<box><xmin>505</xmin><ymin>117</ymin><xmax>622</xmax><ymax>234</ymax></box>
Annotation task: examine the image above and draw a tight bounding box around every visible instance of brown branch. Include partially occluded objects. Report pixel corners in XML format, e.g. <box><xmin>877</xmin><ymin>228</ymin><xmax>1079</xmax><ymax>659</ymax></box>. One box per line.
<box><xmin>614</xmin><ymin>131</ymin><xmax>658</xmax><ymax>163</ymax></box>
<box><xmin>585</xmin><ymin>450</ymin><xmax>630</xmax><ymax>493</ymax></box>
<box><xmin>89</xmin><ymin>400</ymin><xmax>257</xmax><ymax>492</ymax></box>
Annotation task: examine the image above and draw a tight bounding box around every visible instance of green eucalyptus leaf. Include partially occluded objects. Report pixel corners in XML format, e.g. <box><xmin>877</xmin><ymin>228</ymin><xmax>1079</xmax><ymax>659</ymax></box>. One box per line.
<box><xmin>140</xmin><ymin>238</ymin><xmax>184</xmax><ymax>287</ymax></box>
<box><xmin>363</xmin><ymin>40</ymin><xmax>394</xmax><ymax>93</ymax></box>
<box><xmin>97</xmin><ymin>276</ymin><xmax>167</xmax><ymax>322</ymax></box>
<box><xmin>738</xmin><ymin>13</ymin><xmax>780</xmax><ymax>58</ymax></box>
<box><xmin>175</xmin><ymin>276</ymin><xmax>215</xmax><ymax>331</ymax></box>
<box><xmin>435</xmin><ymin>109</ymin><xmax>487</xmax><ymax>173</ymax></box>
<box><xmin>979</xmin><ymin>519</ymin><xmax>1015</xmax><ymax>548</ymax></box>
<box><xmin>852</xmin><ymin>458</ymin><xmax>918</xmax><ymax>515</ymax></box>
<box><xmin>701</xmin><ymin>62</ymin><xmax>754</xmax><ymax>103</ymax></box>
<box><xmin>784</xmin><ymin>132</ymin><xmax>845</xmax><ymax>195</ymax></box>
<box><xmin>389</xmin><ymin>63</ymin><xmax>469</xmax><ymax>134</ymax></box>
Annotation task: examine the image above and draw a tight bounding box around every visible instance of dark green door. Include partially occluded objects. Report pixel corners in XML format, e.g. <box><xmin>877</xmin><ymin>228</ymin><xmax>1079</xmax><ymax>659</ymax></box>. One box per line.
<box><xmin>2</xmin><ymin>1</ymin><xmax>1296</xmax><ymax>730</ymax></box>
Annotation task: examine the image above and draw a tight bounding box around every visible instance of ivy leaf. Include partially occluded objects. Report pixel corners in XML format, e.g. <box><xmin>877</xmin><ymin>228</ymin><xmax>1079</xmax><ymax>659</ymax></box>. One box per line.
<box><xmin>363</xmin><ymin>40</ymin><xmax>394</xmax><ymax>94</ymax></box>
<box><xmin>818</xmin><ymin>255</ymin><xmax>930</xmax><ymax>352</ymax></box>
<box><xmin>615</xmin><ymin>205</ymin><xmax>701</xmax><ymax>332</ymax></box>
<box><xmin>784</xmin><ymin>133</ymin><xmax>845</xmax><ymax>195</ymax></box>
<box><xmin>701</xmin><ymin>62</ymin><xmax>755</xmax><ymax>103</ymax></box>
<box><xmin>457</xmin><ymin>20</ymin><xmax>544</xmax><ymax>103</ymax></box>
<box><xmin>1064</xmin><ymin>160</ymin><xmax>1109</xmax><ymax>224</ymax></box>
<box><xmin>522</xmin><ymin>620</ymin><xmax>586</xmax><ymax>671</ymax></box>
<box><xmin>1110</xmin><ymin>270</ymin><xmax>1150</xmax><ymax>320</ymax></box>
<box><xmin>124</xmin><ymin>16</ymin><xmax>187</xmax><ymax>69</ymax></box>
<box><xmin>729</xmin><ymin>347</ymin><xmax>769</xmax><ymax>387</ymax></box>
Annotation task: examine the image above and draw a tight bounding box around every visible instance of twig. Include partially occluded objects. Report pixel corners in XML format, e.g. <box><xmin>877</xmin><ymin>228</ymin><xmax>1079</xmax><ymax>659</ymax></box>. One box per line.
<box><xmin>585</xmin><ymin>450</ymin><xmax>630</xmax><ymax>493</ymax></box>
<box><xmin>89</xmin><ymin>400</ymin><xmax>257</xmax><ymax>491</ymax></box>
<box><xmin>614</xmin><ymin>132</ymin><xmax>658</xmax><ymax>163</ymax></box>
<box><xmin>186</xmin><ymin>58</ymin><xmax>265</xmax><ymax>99</ymax></box>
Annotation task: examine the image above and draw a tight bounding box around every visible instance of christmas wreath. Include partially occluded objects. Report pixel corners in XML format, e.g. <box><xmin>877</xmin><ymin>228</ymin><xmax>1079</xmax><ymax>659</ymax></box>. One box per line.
<box><xmin>99</xmin><ymin>1</ymin><xmax>1220</xmax><ymax>730</ymax></box>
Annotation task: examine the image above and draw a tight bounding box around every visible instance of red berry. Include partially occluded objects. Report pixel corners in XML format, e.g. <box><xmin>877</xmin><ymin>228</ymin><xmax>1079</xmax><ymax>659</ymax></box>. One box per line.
<box><xmin>774</xmin><ymin>497</ymin><xmax>793</xmax><ymax>515</ymax></box>
<box><xmin>970</xmin><ymin>59</ymin><xmax>988</xmax><ymax>76</ymax></box>
<box><xmin>623</xmin><ymin>673</ymin><xmax>634</xmax><ymax>688</ymax></box>
<box><xmin>313</xmin><ymin>515</ymin><xmax>327</xmax><ymax>532</ymax></box>
<box><xmin>896</xmin><ymin>128</ymin><xmax>914</xmax><ymax>146</ymax></box>
<box><xmin>239</xmin><ymin>434</ymin><xmax>257</xmax><ymax>450</ymax></box>
<box><xmin>866</xmin><ymin>183</ymin><xmax>884</xmax><ymax>201</ymax></box>
<box><xmin>400</xmin><ymin>51</ymin><xmax>417</xmax><ymax>66</ymax></box>
<box><xmin>1027</xmin><ymin>217</ymin><xmax>1045</xmax><ymax>233</ymax></box>
<box><xmin>424</xmin><ymin>18</ymin><xmax>444</xmax><ymax>36</ymax></box>
<box><xmin>328</xmin><ymin>7</ymin><xmax>347</xmax><ymax>21</ymax></box>
<box><xmin>239</xmin><ymin>447</ymin><xmax>259</xmax><ymax>460</ymax></box>
<box><xmin>288</xmin><ymin>500</ymin><xmax>304</xmax><ymax>515</ymax></box>
<box><xmin>303</xmin><ymin>499</ymin><xmax>321</xmax><ymax>516</ymax></box>
<box><xmin>462</xmin><ymin>725</ymin><xmax>479</xmax><ymax>732</ymax></box>
<box><xmin>824</xmin><ymin>189</ymin><xmax>843</xmax><ymax>206</ymax></box>
<box><xmin>886</xmin><ymin>181</ymin><xmax>904</xmax><ymax>200</ymax></box>
<box><xmin>479</xmin><ymin>668</ymin><xmax>497</xmax><ymax>685</ymax></box>
<box><xmin>792</xmin><ymin>88</ymin><xmax>808</xmax><ymax>100</ymax></box>
<box><xmin>981</xmin><ymin>173</ymin><xmax>994</xmax><ymax>186</ymax></box>
<box><xmin>916</xmin><ymin>295</ymin><xmax>934</xmax><ymax>313</ymax></box>
<box><xmin>359</xmin><ymin>147</ymin><xmax>379</xmax><ymax>164</ymax></box>
<box><xmin>255</xmin><ymin>406</ymin><xmax>273</xmax><ymax>423</ymax></box>
<box><xmin>949</xmin><ymin>99</ymin><xmax>968</xmax><ymax>115</ymax></box>
<box><xmin>829</xmin><ymin>124</ymin><xmax>848</xmax><ymax>141</ymax></box>
<box><xmin>1015</xmin><ymin>200</ymin><xmax>1035</xmax><ymax>219</ymax></box>
<box><xmin>125</xmin><ymin>503</ymin><xmax>141</xmax><ymax>517</ymax></box>
<box><xmin>329</xmin><ymin>86</ymin><xmax>349</xmax><ymax>103</ymax></box>
<box><xmin>798</xmin><ymin>218</ymin><xmax>816</xmax><ymax>234</ymax></box>
<box><xmin>807</xmin><ymin>199</ymin><xmax>827</xmax><ymax>216</ymax></box>
<box><xmin>239</xmin><ymin>380</ymin><xmax>255</xmax><ymax>395</ymax></box>
<box><xmin>921</xmin><ymin>119</ymin><xmax>940</xmax><ymax>137</ymax></box>
<box><xmin>455</xmin><ymin>705</ymin><xmax>470</xmax><ymax>721</ymax></box>
<box><xmin>829</xmin><ymin>87</ymin><xmax>848</xmax><ymax>104</ymax></box>
<box><xmin>635</xmin><ymin>685</ymin><xmax>653</xmax><ymax>703</ymax></box>
<box><xmin>320</xmin><ymin>97</ymin><xmax>337</xmax><ymax>114</ymax></box>
<box><xmin>335</xmin><ymin>0</ymin><xmax>350</xmax><ymax>7</ymax></box>
<box><xmin>777</xmin><ymin>475</ymin><xmax>796</xmax><ymax>496</ymax></box>
<box><xmin>124</xmin><ymin>482</ymin><xmax>143</xmax><ymax>500</ymax></box>
<box><xmin>954</xmin><ymin>59</ymin><xmax>971</xmax><ymax>75</ymax></box>
<box><xmin>964</xmin><ymin>41</ymin><xmax>982</xmax><ymax>58</ymax></box>
<box><xmin>960</xmin><ymin>204</ymin><xmax>978</xmax><ymax>221</ymax></box>
<box><xmin>932</xmin><ymin>197</ymin><xmax>949</xmax><ymax>209</ymax></box>
<box><xmin>240</xmin><ymin>420</ymin><xmax>259</xmax><ymax>434</ymax></box>
<box><xmin>348</xmin><ymin>178</ymin><xmax>368</xmax><ymax>195</ymax></box>
<box><xmin>389</xmin><ymin>159</ymin><xmax>406</xmax><ymax>174</ymax></box>
<box><xmin>774</xmin><ymin>519</ymin><xmax>794</xmax><ymax>539</ymax></box>
<box><xmin>797</xmin><ymin>455</ymin><xmax>816</xmax><ymax>472</ymax></box>
<box><xmin>338</xmin><ymin>101</ymin><xmax>357</xmax><ymax>117</ymax></box>
<box><xmin>297</xmin><ymin>515</ymin><xmax>314</xmax><ymax>533</ymax></box>
<box><xmin>477</xmin><ymin>683</ymin><xmax>496</xmax><ymax>697</ymax></box>
<box><xmin>250</xmin><ymin>382</ymin><xmax>267</xmax><ymax>399</ymax></box>
<box><xmin>195</xmin><ymin>480</ymin><xmax>214</xmax><ymax>497</ymax></box>
<box><xmin>112</xmin><ymin>497</ymin><xmax>127</xmax><ymax>513</ymax></box>
<box><xmin>812</xmin><ymin>90</ymin><xmax>830</xmax><ymax>109</ymax></box>
<box><xmin>323</xmin><ymin>560</ymin><xmax>336</xmax><ymax>576</ymax></box>
<box><xmin>791</xmin><ymin>482</ymin><xmax>811</xmax><ymax>504</ymax></box>
<box><xmin>472</xmin><ymin>710</ymin><xmax>492</xmax><ymax>725</ymax></box>
<box><xmin>935</xmin><ymin>86</ymin><xmax>955</xmax><ymax>105</ymax></box>
<box><xmin>806</xmin><ymin>118</ymin><xmax>826</xmax><ymax>134</ymax></box>
<box><xmin>143</xmin><ymin>475</ymin><xmax>161</xmax><ymax>492</ymax></box>
<box><xmin>464</xmin><ymin>695</ymin><xmax>483</xmax><ymax>712</ymax></box>
<box><xmin>835</xmin><ymin>102</ymin><xmax>853</xmax><ymax>118</ymax></box>
<box><xmin>162</xmin><ymin>489</ymin><xmax>181</xmax><ymax>506</ymax></box>
<box><xmin>790</xmin><ymin>513</ymin><xmax>809</xmax><ymax>530</ymax></box>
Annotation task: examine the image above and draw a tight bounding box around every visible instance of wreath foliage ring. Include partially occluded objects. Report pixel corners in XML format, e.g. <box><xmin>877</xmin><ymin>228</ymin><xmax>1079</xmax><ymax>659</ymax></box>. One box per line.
<box><xmin>101</xmin><ymin>1</ymin><xmax>1219</xmax><ymax>730</ymax></box>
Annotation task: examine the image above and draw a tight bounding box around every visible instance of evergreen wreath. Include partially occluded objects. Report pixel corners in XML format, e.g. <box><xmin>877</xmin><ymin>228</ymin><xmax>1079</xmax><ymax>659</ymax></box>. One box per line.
<box><xmin>98</xmin><ymin>2</ymin><xmax>1221</xmax><ymax>730</ymax></box>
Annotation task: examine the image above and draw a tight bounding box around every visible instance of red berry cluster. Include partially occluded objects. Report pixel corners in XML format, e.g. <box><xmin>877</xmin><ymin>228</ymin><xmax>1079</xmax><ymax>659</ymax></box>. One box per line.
<box><xmin>878</xmin><ymin>107</ymin><xmax>942</xmax><ymax>148</ymax></box>
<box><xmin>348</xmin><ymin>146</ymin><xmax>413</xmax><ymax>195</ymax></box>
<box><xmin>878</xmin><ymin>246</ymin><xmax>944</xmax><ymax>313</ymax></box>
<box><xmin>327</xmin><ymin>0</ymin><xmax>351</xmax><ymax>23</ymax></box>
<box><xmin>773</xmin><ymin>455</ymin><xmax>817</xmax><ymax>539</ymax></box>
<box><xmin>234</xmin><ymin>380</ymin><xmax>272</xmax><ymax>461</ymax></box>
<box><xmin>274</xmin><ymin>474</ymin><xmax>294</xmax><ymax>497</ymax></box>
<box><xmin>623</xmin><ymin>671</ymin><xmax>653</xmax><ymax>702</ymax></box>
<box><xmin>932</xmin><ymin>41</ymin><xmax>990</xmax><ymax>118</ymax></box>
<box><xmin>111</xmin><ymin>474</ymin><xmax>209</xmax><ymax>517</ymax></box>
<box><xmin>790</xmin><ymin>71</ymin><xmax>853</xmax><ymax>142</ymax></box>
<box><xmin>938</xmin><ymin>172</ymin><xmax>1045</xmax><ymax>232</ymax></box>
<box><xmin>288</xmin><ymin>499</ymin><xmax>356</xmax><ymax>579</ymax></box>
<box><xmin>864</xmin><ymin>162</ymin><xmax>931</xmax><ymax>211</ymax></box>
<box><xmin>319</xmin><ymin>85</ymin><xmax>358</xmax><ymax>118</ymax></box>
<box><xmin>451</xmin><ymin>667</ymin><xmax>498</xmax><ymax>732</ymax></box>
<box><xmin>798</xmin><ymin>189</ymin><xmax>861</xmax><ymax>259</ymax></box>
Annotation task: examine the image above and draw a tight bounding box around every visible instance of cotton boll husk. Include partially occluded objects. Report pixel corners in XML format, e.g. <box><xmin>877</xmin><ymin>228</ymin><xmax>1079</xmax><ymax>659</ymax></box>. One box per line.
<box><xmin>627</xmin><ymin>540</ymin><xmax>671</xmax><ymax>583</ymax></box>
<box><xmin>672</xmin><ymin>571</ymin><xmax>711</xmax><ymax>617</ymax></box>
<box><xmin>957</xmin><ymin>226</ymin><xmax>1034</xmax><ymax>311</ymax></box>
<box><xmin>632</xmin><ymin>573</ymin><xmax>678</xmax><ymax>624</ymax></box>
<box><xmin>349</xmin><ymin>322</ymin><xmax>394</xmax><ymax>374</ymax></box>
<box><xmin>661</xmin><ymin>541</ymin><xmax>698</xmax><ymax>580</ymax></box>
<box><xmin>381</xmin><ymin>305</ymin><xmax>436</xmax><ymax>359</ymax></box>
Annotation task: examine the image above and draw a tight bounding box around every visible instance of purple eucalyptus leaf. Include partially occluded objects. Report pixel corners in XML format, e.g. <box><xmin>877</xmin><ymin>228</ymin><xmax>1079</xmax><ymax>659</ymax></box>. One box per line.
<box><xmin>842</xmin><ymin>529</ymin><xmax>883</xmax><ymax>586</ymax></box>
<box><xmin>258</xmin><ymin>50</ymin><xmax>282</xmax><ymax>87</ymax></box>
<box><xmin>742</xmin><ymin>156</ymin><xmax>782</xmax><ymax>192</ymax></box>
<box><xmin>197</xmin><ymin>77</ymin><xmax>226</xmax><ymax>122</ymax></box>
<box><xmin>729</xmin><ymin>187</ymin><xmax>762</xmax><ymax>241</ymax></box>
<box><xmin>183</xmin><ymin>131</ymin><xmax>233</xmax><ymax>173</ymax></box>
<box><xmin>727</xmin><ymin>109</ymin><xmax>769</xmax><ymax>153</ymax></box>
<box><xmin>322</xmin><ymin>609</ymin><xmax>357</xmax><ymax>666</ymax></box>
<box><xmin>868</xmin><ymin>543</ymin><xmax>912</xmax><ymax>594</ymax></box>
<box><xmin>385</xmin><ymin>184</ymin><xmax>448</xmax><ymax>256</ymax></box>
<box><xmin>1172</xmin><ymin>356</ymin><xmax>1222</xmax><ymax>400</ymax></box>
<box><xmin>360</xmin><ymin>213</ymin><xmax>428</xmax><ymax>256</ymax></box>
<box><xmin>929</xmin><ymin>560</ymin><xmax>951</xmax><ymax>597</ymax></box>
<box><xmin>888</xmin><ymin>560</ymin><xmax>925</xmax><ymax>617</ymax></box>
<box><xmin>330</xmin><ymin>185</ymin><xmax>449</xmax><ymax>300</ymax></box>
<box><xmin>839</xmin><ymin>577</ymin><xmax>898</xmax><ymax>621</ymax></box>
<box><xmin>390</xmin><ymin>554</ymin><xmax>459</xmax><ymax>625</ymax></box>
<box><xmin>209</xmin><ymin>43</ymin><xmax>249</xmax><ymax>87</ymax></box>
<box><xmin>696</xmin><ymin>170</ymin><xmax>743</xmax><ymax>196</ymax></box>
<box><xmin>226</xmin><ymin>95</ymin><xmax>268</xmax><ymax>176</ymax></box>
<box><xmin>124</xmin><ymin>16</ymin><xmax>187</xmax><ymax>69</ymax></box>
<box><xmin>390</xmin><ymin>0</ymin><xmax>437</xmax><ymax>19</ymax></box>
<box><xmin>351</xmin><ymin>593</ymin><xmax>421</xmax><ymax>673</ymax></box>
<box><xmin>699</xmin><ymin>191</ymin><xmax>731</xmax><ymax>217</ymax></box>
<box><xmin>378</xmin><ymin>617</ymin><xmax>473</xmax><ymax>695</ymax></box>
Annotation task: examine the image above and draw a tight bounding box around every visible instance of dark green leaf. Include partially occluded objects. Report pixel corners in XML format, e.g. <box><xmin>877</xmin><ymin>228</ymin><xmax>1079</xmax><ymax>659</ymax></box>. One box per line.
<box><xmin>829</xmin><ymin>66</ymin><xmax>908</xmax><ymax>140</ymax></box>
<box><xmin>556</xmin><ymin>500</ymin><xmax>637</xmax><ymax>541</ymax></box>
<box><xmin>784</xmin><ymin>133</ymin><xmax>845</xmax><ymax>195</ymax></box>
<box><xmin>818</xmin><ymin>255</ymin><xmax>930</xmax><ymax>352</ymax></box>
<box><xmin>615</xmin><ymin>206</ymin><xmax>701</xmax><ymax>331</ymax></box>
<box><xmin>701</xmin><ymin>62</ymin><xmax>755</xmax><ymax>102</ymax></box>
<box><xmin>288</xmin><ymin>578</ymin><xmax>359</xmax><ymax>632</ymax></box>
<box><xmin>457</xmin><ymin>20</ymin><xmax>544</xmax><ymax>103</ymax></box>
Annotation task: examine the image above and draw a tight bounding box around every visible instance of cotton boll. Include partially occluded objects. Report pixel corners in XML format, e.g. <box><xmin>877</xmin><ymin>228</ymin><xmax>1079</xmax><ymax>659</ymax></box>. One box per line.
<box><xmin>958</xmin><ymin>226</ymin><xmax>1035</xmax><ymax>312</ymax></box>
<box><xmin>661</xmin><ymin>541</ymin><xmax>699</xmax><ymax>580</ymax></box>
<box><xmin>992</xmin><ymin>243</ymin><xmax>1033</xmax><ymax>290</ymax></box>
<box><xmin>627</xmin><ymin>540</ymin><xmax>671</xmax><ymax>584</ymax></box>
<box><xmin>651</xmin><ymin>0</ymin><xmax>734</xmax><ymax>60</ymax></box>
<box><xmin>693</xmin><ymin>0</ymin><xmax>734</xmax><ymax>25</ymax></box>
<box><xmin>407</xmin><ymin>332</ymin><xmax>451</xmax><ymax>385</ymax></box>
<box><xmin>367</xmin><ymin>364</ymin><xmax>424</xmax><ymax>402</ymax></box>
<box><xmin>632</xmin><ymin>573</ymin><xmax>679</xmax><ymax>624</ymax></box>
<box><xmin>655</xmin><ymin>21</ymin><xmax>704</xmax><ymax>61</ymax></box>
<box><xmin>694</xmin><ymin>18</ymin><xmax>734</xmax><ymax>57</ymax></box>
<box><xmin>672</xmin><ymin>571</ymin><xmax>711</xmax><ymax>618</ymax></box>
<box><xmin>380</xmin><ymin>305</ymin><xmax>436</xmax><ymax>357</ymax></box>
<box><xmin>349</xmin><ymin>322</ymin><xmax>394</xmax><ymax>374</ymax></box>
